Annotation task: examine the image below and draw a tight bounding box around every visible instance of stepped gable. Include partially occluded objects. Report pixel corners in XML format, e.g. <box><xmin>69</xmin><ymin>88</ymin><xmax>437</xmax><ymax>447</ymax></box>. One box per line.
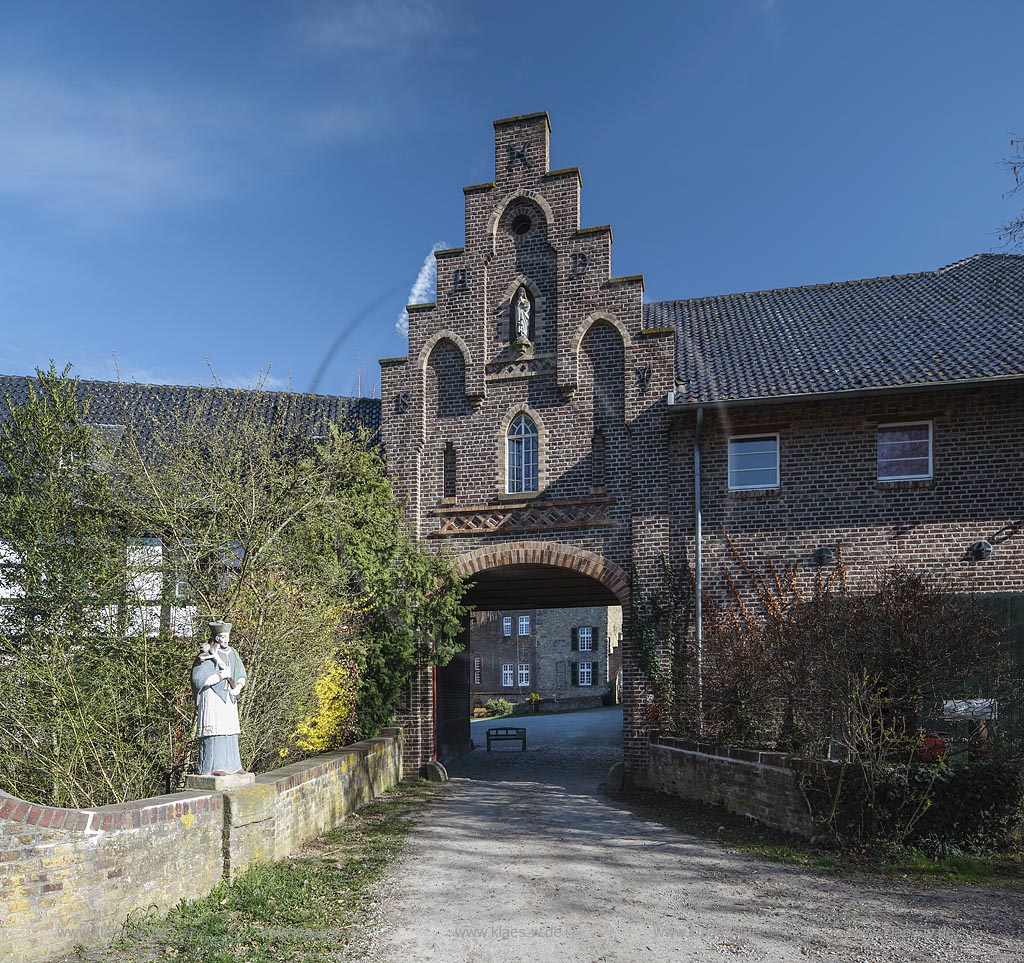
<box><xmin>646</xmin><ymin>253</ymin><xmax>1024</xmax><ymax>405</ymax></box>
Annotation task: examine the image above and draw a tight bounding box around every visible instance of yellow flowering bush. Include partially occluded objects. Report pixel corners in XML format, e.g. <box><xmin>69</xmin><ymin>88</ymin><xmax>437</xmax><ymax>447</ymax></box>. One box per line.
<box><xmin>292</xmin><ymin>656</ymin><xmax>361</xmax><ymax>753</ymax></box>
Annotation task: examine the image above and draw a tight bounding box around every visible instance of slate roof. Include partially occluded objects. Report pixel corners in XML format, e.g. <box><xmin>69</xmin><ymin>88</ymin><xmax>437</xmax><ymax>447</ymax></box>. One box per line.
<box><xmin>645</xmin><ymin>254</ymin><xmax>1024</xmax><ymax>406</ymax></box>
<box><xmin>0</xmin><ymin>376</ymin><xmax>381</xmax><ymax>441</ymax></box>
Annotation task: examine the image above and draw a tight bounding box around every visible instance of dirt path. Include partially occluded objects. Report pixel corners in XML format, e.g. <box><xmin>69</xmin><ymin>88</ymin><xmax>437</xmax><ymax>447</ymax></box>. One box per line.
<box><xmin>370</xmin><ymin>721</ymin><xmax>1024</xmax><ymax>963</ymax></box>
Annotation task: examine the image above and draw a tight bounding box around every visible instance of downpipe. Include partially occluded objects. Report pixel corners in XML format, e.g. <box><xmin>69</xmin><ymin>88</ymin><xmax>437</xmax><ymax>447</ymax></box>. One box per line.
<box><xmin>694</xmin><ymin>406</ymin><xmax>704</xmax><ymax>737</ymax></box>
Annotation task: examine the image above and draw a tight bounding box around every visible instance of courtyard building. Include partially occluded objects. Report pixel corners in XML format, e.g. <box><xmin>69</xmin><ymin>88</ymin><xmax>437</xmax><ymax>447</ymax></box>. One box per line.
<box><xmin>468</xmin><ymin>605</ymin><xmax>623</xmax><ymax>711</ymax></box>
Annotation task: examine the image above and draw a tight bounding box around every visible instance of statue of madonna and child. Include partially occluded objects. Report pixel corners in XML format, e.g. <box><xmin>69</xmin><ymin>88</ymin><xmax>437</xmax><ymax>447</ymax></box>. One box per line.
<box><xmin>190</xmin><ymin>620</ymin><xmax>248</xmax><ymax>777</ymax></box>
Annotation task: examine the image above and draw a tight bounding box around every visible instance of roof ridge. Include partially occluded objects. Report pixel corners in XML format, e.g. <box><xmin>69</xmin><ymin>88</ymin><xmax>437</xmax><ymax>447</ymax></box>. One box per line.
<box><xmin>0</xmin><ymin>373</ymin><xmax>376</xmax><ymax>405</ymax></box>
<box><xmin>644</xmin><ymin>252</ymin><xmax>1024</xmax><ymax>311</ymax></box>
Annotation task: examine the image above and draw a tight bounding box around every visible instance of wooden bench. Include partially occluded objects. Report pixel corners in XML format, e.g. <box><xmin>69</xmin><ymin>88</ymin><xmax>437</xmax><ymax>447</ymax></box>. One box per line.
<box><xmin>486</xmin><ymin>727</ymin><xmax>527</xmax><ymax>751</ymax></box>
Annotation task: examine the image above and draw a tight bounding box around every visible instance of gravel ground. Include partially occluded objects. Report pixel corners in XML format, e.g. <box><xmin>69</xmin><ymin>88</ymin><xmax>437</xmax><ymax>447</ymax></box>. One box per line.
<box><xmin>370</xmin><ymin>714</ymin><xmax>1024</xmax><ymax>963</ymax></box>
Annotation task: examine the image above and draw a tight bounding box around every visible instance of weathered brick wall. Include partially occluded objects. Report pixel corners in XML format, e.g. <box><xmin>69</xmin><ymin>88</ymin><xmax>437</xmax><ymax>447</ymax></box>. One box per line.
<box><xmin>645</xmin><ymin>737</ymin><xmax>815</xmax><ymax>837</ymax></box>
<box><xmin>262</xmin><ymin>729</ymin><xmax>404</xmax><ymax>859</ymax></box>
<box><xmin>0</xmin><ymin>729</ymin><xmax>403</xmax><ymax>963</ymax></box>
<box><xmin>0</xmin><ymin>790</ymin><xmax>223</xmax><ymax>963</ymax></box>
<box><xmin>668</xmin><ymin>385</ymin><xmax>1024</xmax><ymax>604</ymax></box>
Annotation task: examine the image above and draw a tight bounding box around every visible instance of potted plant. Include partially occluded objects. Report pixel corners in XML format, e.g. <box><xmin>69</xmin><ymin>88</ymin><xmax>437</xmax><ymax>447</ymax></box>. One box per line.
<box><xmin>528</xmin><ymin>691</ymin><xmax>542</xmax><ymax>714</ymax></box>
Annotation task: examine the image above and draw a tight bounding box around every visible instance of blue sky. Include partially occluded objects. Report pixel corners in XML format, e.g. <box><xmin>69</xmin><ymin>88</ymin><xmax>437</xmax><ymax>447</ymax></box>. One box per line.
<box><xmin>1</xmin><ymin>1</ymin><xmax>1021</xmax><ymax>397</ymax></box>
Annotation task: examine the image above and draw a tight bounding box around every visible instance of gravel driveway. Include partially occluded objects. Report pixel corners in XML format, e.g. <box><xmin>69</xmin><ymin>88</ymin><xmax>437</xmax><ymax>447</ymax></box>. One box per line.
<box><xmin>371</xmin><ymin>709</ymin><xmax>1024</xmax><ymax>963</ymax></box>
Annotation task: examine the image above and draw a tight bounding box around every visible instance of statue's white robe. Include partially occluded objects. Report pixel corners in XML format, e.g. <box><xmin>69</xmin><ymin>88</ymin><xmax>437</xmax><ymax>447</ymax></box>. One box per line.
<box><xmin>191</xmin><ymin>647</ymin><xmax>247</xmax><ymax>773</ymax></box>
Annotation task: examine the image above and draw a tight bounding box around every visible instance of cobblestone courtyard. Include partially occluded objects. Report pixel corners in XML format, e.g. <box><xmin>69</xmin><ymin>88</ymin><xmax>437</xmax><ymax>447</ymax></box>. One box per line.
<box><xmin>371</xmin><ymin>709</ymin><xmax>1024</xmax><ymax>963</ymax></box>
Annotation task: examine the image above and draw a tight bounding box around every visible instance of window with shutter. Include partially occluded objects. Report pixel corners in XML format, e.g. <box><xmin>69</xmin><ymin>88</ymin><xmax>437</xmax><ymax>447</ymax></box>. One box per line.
<box><xmin>578</xmin><ymin>626</ymin><xmax>593</xmax><ymax>652</ymax></box>
<box><xmin>578</xmin><ymin>661</ymin><xmax>593</xmax><ymax>686</ymax></box>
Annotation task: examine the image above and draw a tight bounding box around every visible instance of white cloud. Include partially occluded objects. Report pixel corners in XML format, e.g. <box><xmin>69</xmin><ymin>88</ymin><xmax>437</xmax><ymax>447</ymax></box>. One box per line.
<box><xmin>396</xmin><ymin>242</ymin><xmax>448</xmax><ymax>336</ymax></box>
<box><xmin>296</xmin><ymin>0</ymin><xmax>450</xmax><ymax>52</ymax></box>
<box><xmin>0</xmin><ymin>72</ymin><xmax>231</xmax><ymax>227</ymax></box>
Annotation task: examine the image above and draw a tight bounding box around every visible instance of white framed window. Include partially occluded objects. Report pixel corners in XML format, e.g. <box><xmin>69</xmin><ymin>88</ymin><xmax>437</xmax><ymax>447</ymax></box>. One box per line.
<box><xmin>877</xmin><ymin>421</ymin><xmax>932</xmax><ymax>481</ymax></box>
<box><xmin>518</xmin><ymin>663</ymin><xmax>530</xmax><ymax>686</ymax></box>
<box><xmin>127</xmin><ymin>537</ymin><xmax>163</xmax><ymax>603</ymax></box>
<box><xmin>518</xmin><ymin>615</ymin><xmax>530</xmax><ymax>636</ymax></box>
<box><xmin>728</xmin><ymin>434</ymin><xmax>779</xmax><ymax>491</ymax></box>
<box><xmin>578</xmin><ymin>626</ymin><xmax>593</xmax><ymax>652</ymax></box>
<box><xmin>578</xmin><ymin>661</ymin><xmax>593</xmax><ymax>686</ymax></box>
<box><xmin>507</xmin><ymin>414</ymin><xmax>539</xmax><ymax>493</ymax></box>
<box><xmin>502</xmin><ymin>616</ymin><xmax>512</xmax><ymax>637</ymax></box>
<box><xmin>473</xmin><ymin>657</ymin><xmax>481</xmax><ymax>685</ymax></box>
<box><xmin>501</xmin><ymin>664</ymin><xmax>514</xmax><ymax>687</ymax></box>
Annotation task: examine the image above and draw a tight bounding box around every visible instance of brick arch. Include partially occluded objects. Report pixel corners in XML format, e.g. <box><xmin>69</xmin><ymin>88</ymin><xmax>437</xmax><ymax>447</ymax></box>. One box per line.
<box><xmin>417</xmin><ymin>330</ymin><xmax>473</xmax><ymax>372</ymax></box>
<box><xmin>571</xmin><ymin>310</ymin><xmax>632</xmax><ymax>353</ymax></box>
<box><xmin>486</xmin><ymin>190</ymin><xmax>557</xmax><ymax>243</ymax></box>
<box><xmin>416</xmin><ymin>330</ymin><xmax>484</xmax><ymax>407</ymax></box>
<box><xmin>453</xmin><ymin>540</ymin><xmax>630</xmax><ymax>606</ymax></box>
<box><xmin>561</xmin><ymin>312</ymin><xmax>630</xmax><ymax>397</ymax></box>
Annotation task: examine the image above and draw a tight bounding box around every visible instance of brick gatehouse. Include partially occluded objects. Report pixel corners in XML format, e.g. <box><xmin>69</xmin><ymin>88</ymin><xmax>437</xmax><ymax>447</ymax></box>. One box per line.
<box><xmin>380</xmin><ymin>111</ymin><xmax>1024</xmax><ymax>777</ymax></box>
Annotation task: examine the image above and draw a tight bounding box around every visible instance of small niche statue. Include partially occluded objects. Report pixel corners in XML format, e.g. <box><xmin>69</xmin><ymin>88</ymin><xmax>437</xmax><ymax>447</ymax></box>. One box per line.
<box><xmin>191</xmin><ymin>620</ymin><xmax>248</xmax><ymax>776</ymax></box>
<box><xmin>513</xmin><ymin>287</ymin><xmax>532</xmax><ymax>345</ymax></box>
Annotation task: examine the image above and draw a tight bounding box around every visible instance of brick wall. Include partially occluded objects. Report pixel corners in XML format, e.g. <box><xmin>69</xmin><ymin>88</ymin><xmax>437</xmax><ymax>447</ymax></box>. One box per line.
<box><xmin>645</xmin><ymin>736</ymin><xmax>816</xmax><ymax>837</ymax></box>
<box><xmin>0</xmin><ymin>789</ymin><xmax>223</xmax><ymax>963</ymax></box>
<box><xmin>668</xmin><ymin>386</ymin><xmax>1024</xmax><ymax>605</ymax></box>
<box><xmin>0</xmin><ymin>729</ymin><xmax>403</xmax><ymax>963</ymax></box>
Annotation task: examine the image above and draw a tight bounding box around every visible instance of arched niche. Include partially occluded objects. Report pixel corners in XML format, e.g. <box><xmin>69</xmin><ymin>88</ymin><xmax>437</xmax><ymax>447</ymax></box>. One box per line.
<box><xmin>417</xmin><ymin>330</ymin><xmax>483</xmax><ymax>410</ymax></box>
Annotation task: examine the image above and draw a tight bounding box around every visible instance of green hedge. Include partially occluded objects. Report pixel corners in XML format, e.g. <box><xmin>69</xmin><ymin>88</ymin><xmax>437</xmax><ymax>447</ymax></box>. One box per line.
<box><xmin>807</xmin><ymin>760</ymin><xmax>1024</xmax><ymax>848</ymax></box>
<box><xmin>915</xmin><ymin>760</ymin><xmax>1024</xmax><ymax>844</ymax></box>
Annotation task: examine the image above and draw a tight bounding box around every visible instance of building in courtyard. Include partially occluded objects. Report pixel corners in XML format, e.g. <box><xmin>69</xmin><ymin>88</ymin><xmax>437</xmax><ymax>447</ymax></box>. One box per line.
<box><xmin>468</xmin><ymin>605</ymin><xmax>622</xmax><ymax>710</ymax></box>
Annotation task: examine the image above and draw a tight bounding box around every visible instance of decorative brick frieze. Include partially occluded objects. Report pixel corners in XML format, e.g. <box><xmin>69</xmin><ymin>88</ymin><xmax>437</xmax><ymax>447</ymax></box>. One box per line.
<box><xmin>429</xmin><ymin>497</ymin><xmax>616</xmax><ymax>538</ymax></box>
<box><xmin>485</xmin><ymin>355</ymin><xmax>556</xmax><ymax>379</ymax></box>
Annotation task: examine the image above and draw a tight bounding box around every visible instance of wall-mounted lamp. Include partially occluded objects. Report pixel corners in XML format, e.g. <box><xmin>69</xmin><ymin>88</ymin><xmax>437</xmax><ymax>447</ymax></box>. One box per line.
<box><xmin>967</xmin><ymin>540</ymin><xmax>994</xmax><ymax>562</ymax></box>
<box><xmin>812</xmin><ymin>547</ymin><xmax>836</xmax><ymax>567</ymax></box>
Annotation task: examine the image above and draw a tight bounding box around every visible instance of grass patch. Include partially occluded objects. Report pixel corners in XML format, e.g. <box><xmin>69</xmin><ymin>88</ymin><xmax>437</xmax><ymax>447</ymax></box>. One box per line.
<box><xmin>615</xmin><ymin>786</ymin><xmax>1024</xmax><ymax>887</ymax></box>
<box><xmin>68</xmin><ymin>779</ymin><xmax>446</xmax><ymax>963</ymax></box>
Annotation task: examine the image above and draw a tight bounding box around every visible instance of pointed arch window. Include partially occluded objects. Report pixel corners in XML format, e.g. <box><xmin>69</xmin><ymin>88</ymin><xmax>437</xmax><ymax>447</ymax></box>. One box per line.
<box><xmin>507</xmin><ymin>414</ymin><xmax>539</xmax><ymax>494</ymax></box>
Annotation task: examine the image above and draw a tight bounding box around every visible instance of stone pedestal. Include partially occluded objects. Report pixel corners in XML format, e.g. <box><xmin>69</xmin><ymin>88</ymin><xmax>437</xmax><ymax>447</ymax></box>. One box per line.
<box><xmin>184</xmin><ymin>772</ymin><xmax>256</xmax><ymax>792</ymax></box>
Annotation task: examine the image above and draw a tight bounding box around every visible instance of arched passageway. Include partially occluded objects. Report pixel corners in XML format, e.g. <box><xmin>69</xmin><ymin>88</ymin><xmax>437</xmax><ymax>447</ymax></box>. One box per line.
<box><xmin>431</xmin><ymin>541</ymin><xmax>630</xmax><ymax>767</ymax></box>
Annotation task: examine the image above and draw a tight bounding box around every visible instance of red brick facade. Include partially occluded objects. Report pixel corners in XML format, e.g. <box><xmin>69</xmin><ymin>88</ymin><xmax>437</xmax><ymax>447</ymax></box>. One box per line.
<box><xmin>380</xmin><ymin>112</ymin><xmax>1024</xmax><ymax>777</ymax></box>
